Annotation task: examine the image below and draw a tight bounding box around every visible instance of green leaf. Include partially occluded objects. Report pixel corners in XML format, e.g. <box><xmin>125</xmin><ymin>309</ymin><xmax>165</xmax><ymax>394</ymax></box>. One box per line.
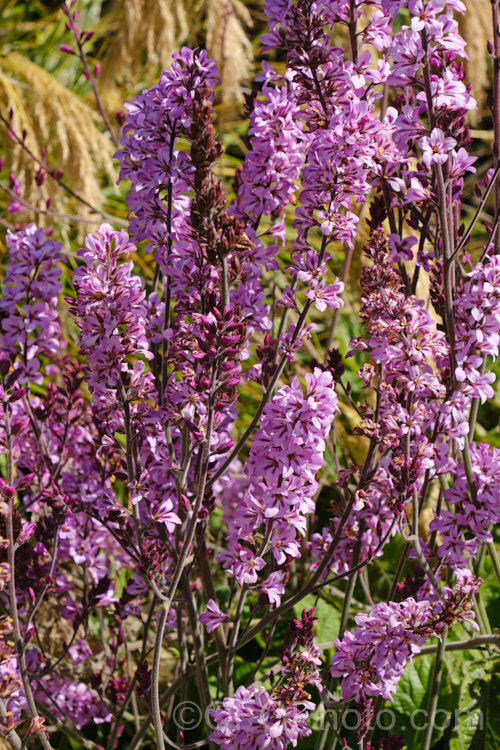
<box><xmin>448</xmin><ymin>660</ymin><xmax>500</xmax><ymax>750</ymax></box>
<box><xmin>486</xmin><ymin>671</ymin><xmax>500</xmax><ymax>749</ymax></box>
<box><xmin>453</xmin><ymin>663</ymin><xmax>490</xmax><ymax>750</ymax></box>
<box><xmin>387</xmin><ymin>656</ymin><xmax>454</xmax><ymax>750</ymax></box>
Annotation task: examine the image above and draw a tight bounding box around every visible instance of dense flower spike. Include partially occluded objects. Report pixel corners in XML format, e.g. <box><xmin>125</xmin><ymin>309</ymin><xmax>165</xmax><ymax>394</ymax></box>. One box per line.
<box><xmin>73</xmin><ymin>224</ymin><xmax>151</xmax><ymax>391</ymax></box>
<box><xmin>431</xmin><ymin>443</ymin><xmax>500</xmax><ymax>568</ymax></box>
<box><xmin>209</xmin><ymin>609</ymin><xmax>320</xmax><ymax>748</ymax></box>
<box><xmin>218</xmin><ymin>369</ymin><xmax>338</xmax><ymax>601</ymax></box>
<box><xmin>235</xmin><ymin>84</ymin><xmax>307</xmax><ymax>220</ymax></box>
<box><xmin>0</xmin><ymin>224</ymin><xmax>62</xmax><ymax>384</ymax></box>
<box><xmin>115</xmin><ymin>48</ymin><xmax>219</xmax><ymax>269</ymax></box>
<box><xmin>331</xmin><ymin>571</ymin><xmax>479</xmax><ymax>702</ymax></box>
<box><xmin>453</xmin><ymin>254</ymin><xmax>500</xmax><ymax>402</ymax></box>
<box><xmin>309</xmin><ymin>226</ymin><xmax>450</xmax><ymax>581</ymax></box>
<box><xmin>209</xmin><ymin>683</ymin><xmax>313</xmax><ymax>750</ymax></box>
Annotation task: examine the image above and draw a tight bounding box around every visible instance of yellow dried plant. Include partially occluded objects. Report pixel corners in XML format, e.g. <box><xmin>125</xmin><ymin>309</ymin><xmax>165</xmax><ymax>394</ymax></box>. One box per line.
<box><xmin>0</xmin><ymin>52</ymin><xmax>116</xmax><ymax>235</ymax></box>
<box><xmin>97</xmin><ymin>0</ymin><xmax>189</xmax><ymax>109</ymax></box>
<box><xmin>97</xmin><ymin>0</ymin><xmax>253</xmax><ymax>110</ymax></box>
<box><xmin>205</xmin><ymin>0</ymin><xmax>253</xmax><ymax>102</ymax></box>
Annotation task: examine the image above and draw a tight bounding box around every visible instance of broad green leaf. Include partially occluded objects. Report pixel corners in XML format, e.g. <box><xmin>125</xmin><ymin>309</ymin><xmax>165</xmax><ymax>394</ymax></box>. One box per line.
<box><xmin>450</xmin><ymin>661</ymin><xmax>500</xmax><ymax>750</ymax></box>
<box><xmin>454</xmin><ymin>665</ymin><xmax>488</xmax><ymax>750</ymax></box>
<box><xmin>485</xmin><ymin>669</ymin><xmax>500</xmax><ymax>750</ymax></box>
<box><xmin>388</xmin><ymin>656</ymin><xmax>454</xmax><ymax>750</ymax></box>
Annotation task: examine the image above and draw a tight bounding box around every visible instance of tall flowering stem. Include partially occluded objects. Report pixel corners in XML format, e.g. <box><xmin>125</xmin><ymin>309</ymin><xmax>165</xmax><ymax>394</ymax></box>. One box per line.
<box><xmin>3</xmin><ymin>406</ymin><xmax>52</xmax><ymax>750</ymax></box>
<box><xmin>491</xmin><ymin>0</ymin><xmax>500</xmax><ymax>252</ymax></box>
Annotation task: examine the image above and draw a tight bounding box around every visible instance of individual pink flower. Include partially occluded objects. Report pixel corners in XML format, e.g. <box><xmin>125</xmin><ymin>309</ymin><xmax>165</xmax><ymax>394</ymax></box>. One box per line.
<box><xmin>419</xmin><ymin>128</ymin><xmax>457</xmax><ymax>166</ymax></box>
<box><xmin>388</xmin><ymin>233</ymin><xmax>418</xmax><ymax>262</ymax></box>
<box><xmin>200</xmin><ymin>600</ymin><xmax>230</xmax><ymax>633</ymax></box>
<box><xmin>305</xmin><ymin>280</ymin><xmax>344</xmax><ymax>312</ymax></box>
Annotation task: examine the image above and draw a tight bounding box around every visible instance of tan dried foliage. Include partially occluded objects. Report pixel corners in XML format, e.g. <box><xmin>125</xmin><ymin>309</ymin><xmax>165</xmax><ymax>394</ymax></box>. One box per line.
<box><xmin>98</xmin><ymin>0</ymin><xmax>252</xmax><ymax>109</ymax></box>
<box><xmin>0</xmin><ymin>52</ymin><xmax>115</xmax><ymax>235</ymax></box>
<box><xmin>460</xmin><ymin>0</ymin><xmax>492</xmax><ymax>123</ymax></box>
<box><xmin>205</xmin><ymin>0</ymin><xmax>253</xmax><ymax>102</ymax></box>
<box><xmin>98</xmin><ymin>0</ymin><xmax>189</xmax><ymax>108</ymax></box>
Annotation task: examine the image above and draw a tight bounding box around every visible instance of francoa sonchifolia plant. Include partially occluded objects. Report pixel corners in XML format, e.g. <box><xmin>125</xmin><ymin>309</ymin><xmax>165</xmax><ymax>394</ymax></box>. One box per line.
<box><xmin>1</xmin><ymin>1</ymin><xmax>500</xmax><ymax>749</ymax></box>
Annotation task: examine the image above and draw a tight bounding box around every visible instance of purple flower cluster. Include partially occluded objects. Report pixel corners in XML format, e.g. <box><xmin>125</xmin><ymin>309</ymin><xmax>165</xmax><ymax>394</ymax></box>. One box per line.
<box><xmin>72</xmin><ymin>224</ymin><xmax>152</xmax><ymax>398</ymax></box>
<box><xmin>331</xmin><ymin>570</ymin><xmax>479</xmax><ymax>703</ymax></box>
<box><xmin>116</xmin><ymin>48</ymin><xmax>218</xmax><ymax>269</ymax></box>
<box><xmin>210</xmin><ymin>608</ymin><xmax>321</xmax><ymax>749</ymax></box>
<box><xmin>209</xmin><ymin>684</ymin><xmax>313</xmax><ymax>750</ymax></box>
<box><xmin>454</xmin><ymin>254</ymin><xmax>500</xmax><ymax>403</ymax></box>
<box><xmin>308</xmin><ymin>228</ymin><xmax>450</xmax><ymax>580</ymax></box>
<box><xmin>116</xmin><ymin>46</ymin><xmax>254</xmax><ymax>458</ymax></box>
<box><xmin>32</xmin><ymin>676</ymin><xmax>111</xmax><ymax>730</ymax></box>
<box><xmin>218</xmin><ymin>369</ymin><xmax>338</xmax><ymax>602</ymax></box>
<box><xmin>351</xmin><ymin>228</ymin><xmax>449</xmax><ymax>450</ymax></box>
<box><xmin>386</xmin><ymin>0</ymin><xmax>471</xmax><ymax>96</ymax></box>
<box><xmin>293</xmin><ymin>103</ymin><xmax>397</xmax><ymax>251</ymax></box>
<box><xmin>431</xmin><ymin>443</ymin><xmax>500</xmax><ymax>567</ymax></box>
<box><xmin>0</xmin><ymin>224</ymin><xmax>61</xmax><ymax>384</ymax></box>
<box><xmin>235</xmin><ymin>84</ymin><xmax>307</xmax><ymax>220</ymax></box>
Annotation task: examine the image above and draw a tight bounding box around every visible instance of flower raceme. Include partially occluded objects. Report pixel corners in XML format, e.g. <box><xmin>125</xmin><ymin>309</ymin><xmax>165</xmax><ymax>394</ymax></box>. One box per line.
<box><xmin>331</xmin><ymin>571</ymin><xmax>479</xmax><ymax>703</ymax></box>
<box><xmin>218</xmin><ymin>369</ymin><xmax>339</xmax><ymax>602</ymax></box>
<box><xmin>0</xmin><ymin>224</ymin><xmax>62</xmax><ymax>384</ymax></box>
<box><xmin>209</xmin><ymin>609</ymin><xmax>321</xmax><ymax>749</ymax></box>
<box><xmin>72</xmin><ymin>223</ymin><xmax>151</xmax><ymax>391</ymax></box>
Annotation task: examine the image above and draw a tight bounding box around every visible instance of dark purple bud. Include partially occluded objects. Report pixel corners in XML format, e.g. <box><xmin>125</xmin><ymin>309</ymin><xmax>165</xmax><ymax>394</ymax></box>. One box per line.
<box><xmin>116</xmin><ymin>110</ymin><xmax>127</xmax><ymax>127</ymax></box>
<box><xmin>7</xmin><ymin>388</ymin><xmax>27</xmax><ymax>403</ymax></box>
<box><xmin>15</xmin><ymin>473</ymin><xmax>35</xmax><ymax>490</ymax></box>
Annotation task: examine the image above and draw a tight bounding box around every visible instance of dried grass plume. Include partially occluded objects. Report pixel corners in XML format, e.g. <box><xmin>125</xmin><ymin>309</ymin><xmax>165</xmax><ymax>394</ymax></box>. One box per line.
<box><xmin>98</xmin><ymin>0</ymin><xmax>189</xmax><ymax>106</ymax></box>
<box><xmin>460</xmin><ymin>0</ymin><xmax>492</xmax><ymax>124</ymax></box>
<box><xmin>205</xmin><ymin>0</ymin><xmax>253</xmax><ymax>102</ymax></box>
<box><xmin>0</xmin><ymin>52</ymin><xmax>115</xmax><ymax>234</ymax></box>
